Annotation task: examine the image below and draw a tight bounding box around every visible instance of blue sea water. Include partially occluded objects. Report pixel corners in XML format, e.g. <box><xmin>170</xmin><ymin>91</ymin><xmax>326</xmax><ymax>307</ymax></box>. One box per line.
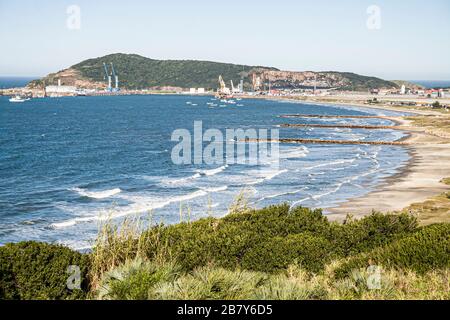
<box><xmin>0</xmin><ymin>95</ymin><xmax>410</xmax><ymax>249</ymax></box>
<box><xmin>410</xmin><ymin>80</ymin><xmax>450</xmax><ymax>89</ymax></box>
<box><xmin>0</xmin><ymin>77</ymin><xmax>36</xmax><ymax>89</ymax></box>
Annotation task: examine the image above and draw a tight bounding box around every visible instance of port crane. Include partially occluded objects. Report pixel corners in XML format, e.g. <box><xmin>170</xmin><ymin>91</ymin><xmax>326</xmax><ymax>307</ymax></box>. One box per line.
<box><xmin>103</xmin><ymin>63</ymin><xmax>112</xmax><ymax>92</ymax></box>
<box><xmin>216</xmin><ymin>75</ymin><xmax>231</xmax><ymax>98</ymax></box>
<box><xmin>102</xmin><ymin>62</ymin><xmax>119</xmax><ymax>92</ymax></box>
<box><xmin>230</xmin><ymin>80</ymin><xmax>241</xmax><ymax>94</ymax></box>
<box><xmin>110</xmin><ymin>62</ymin><xmax>119</xmax><ymax>92</ymax></box>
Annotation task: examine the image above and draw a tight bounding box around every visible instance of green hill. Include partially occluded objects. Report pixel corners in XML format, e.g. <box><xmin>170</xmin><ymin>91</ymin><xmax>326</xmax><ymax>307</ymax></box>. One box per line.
<box><xmin>29</xmin><ymin>53</ymin><xmax>398</xmax><ymax>91</ymax></box>
<box><xmin>72</xmin><ymin>53</ymin><xmax>272</xmax><ymax>90</ymax></box>
<box><xmin>326</xmin><ymin>72</ymin><xmax>399</xmax><ymax>91</ymax></box>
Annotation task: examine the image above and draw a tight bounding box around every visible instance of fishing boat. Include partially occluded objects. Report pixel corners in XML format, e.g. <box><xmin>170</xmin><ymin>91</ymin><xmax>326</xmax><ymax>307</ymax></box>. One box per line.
<box><xmin>9</xmin><ymin>95</ymin><xmax>29</xmax><ymax>103</ymax></box>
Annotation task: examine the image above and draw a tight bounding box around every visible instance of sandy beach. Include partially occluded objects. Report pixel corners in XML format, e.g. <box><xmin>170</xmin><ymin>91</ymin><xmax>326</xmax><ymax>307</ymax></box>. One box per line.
<box><xmin>256</xmin><ymin>95</ymin><xmax>450</xmax><ymax>220</ymax></box>
<box><xmin>327</xmin><ymin>117</ymin><xmax>450</xmax><ymax>220</ymax></box>
<box><xmin>302</xmin><ymin>101</ymin><xmax>450</xmax><ymax>221</ymax></box>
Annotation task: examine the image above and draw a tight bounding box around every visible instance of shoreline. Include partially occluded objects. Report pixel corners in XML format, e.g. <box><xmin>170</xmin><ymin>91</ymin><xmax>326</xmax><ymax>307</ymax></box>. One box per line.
<box><xmin>270</xmin><ymin>97</ymin><xmax>450</xmax><ymax>220</ymax></box>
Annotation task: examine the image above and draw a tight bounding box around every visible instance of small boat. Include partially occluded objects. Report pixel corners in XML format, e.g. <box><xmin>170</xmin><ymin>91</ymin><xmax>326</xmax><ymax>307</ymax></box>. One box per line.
<box><xmin>9</xmin><ymin>95</ymin><xmax>29</xmax><ymax>103</ymax></box>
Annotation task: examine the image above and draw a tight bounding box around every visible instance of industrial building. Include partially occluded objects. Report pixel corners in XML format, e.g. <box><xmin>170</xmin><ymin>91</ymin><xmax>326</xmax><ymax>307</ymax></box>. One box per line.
<box><xmin>45</xmin><ymin>80</ymin><xmax>77</xmax><ymax>97</ymax></box>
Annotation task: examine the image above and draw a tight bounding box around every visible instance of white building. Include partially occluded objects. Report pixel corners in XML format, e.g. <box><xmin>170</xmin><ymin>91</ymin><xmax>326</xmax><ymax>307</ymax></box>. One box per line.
<box><xmin>189</xmin><ymin>88</ymin><xmax>206</xmax><ymax>94</ymax></box>
<box><xmin>45</xmin><ymin>85</ymin><xmax>77</xmax><ymax>95</ymax></box>
<box><xmin>400</xmin><ymin>85</ymin><xmax>406</xmax><ymax>95</ymax></box>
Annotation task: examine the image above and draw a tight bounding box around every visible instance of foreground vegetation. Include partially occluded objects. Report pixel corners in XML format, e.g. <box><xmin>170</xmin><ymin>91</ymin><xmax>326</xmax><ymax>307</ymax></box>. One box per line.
<box><xmin>1</xmin><ymin>204</ymin><xmax>449</xmax><ymax>300</ymax></box>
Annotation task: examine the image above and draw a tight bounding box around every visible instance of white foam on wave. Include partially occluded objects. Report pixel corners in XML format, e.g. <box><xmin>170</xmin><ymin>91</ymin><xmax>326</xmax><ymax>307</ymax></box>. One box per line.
<box><xmin>244</xmin><ymin>168</ymin><xmax>289</xmax><ymax>186</ymax></box>
<box><xmin>163</xmin><ymin>173</ymin><xmax>202</xmax><ymax>185</ymax></box>
<box><xmin>161</xmin><ymin>165</ymin><xmax>228</xmax><ymax>186</ymax></box>
<box><xmin>52</xmin><ymin>186</ymin><xmax>229</xmax><ymax>229</ymax></box>
<box><xmin>312</xmin><ymin>182</ymin><xmax>345</xmax><ymax>201</ymax></box>
<box><xmin>279</xmin><ymin>146</ymin><xmax>310</xmax><ymax>159</ymax></box>
<box><xmin>291</xmin><ymin>197</ymin><xmax>310</xmax><ymax>207</ymax></box>
<box><xmin>302</xmin><ymin>158</ymin><xmax>356</xmax><ymax>171</ymax></box>
<box><xmin>310</xmin><ymin>149</ymin><xmax>382</xmax><ymax>202</ymax></box>
<box><xmin>71</xmin><ymin>187</ymin><xmax>122</xmax><ymax>199</ymax></box>
<box><xmin>255</xmin><ymin>187</ymin><xmax>308</xmax><ymax>203</ymax></box>
<box><xmin>200</xmin><ymin>186</ymin><xmax>229</xmax><ymax>193</ymax></box>
<box><xmin>197</xmin><ymin>165</ymin><xmax>228</xmax><ymax>176</ymax></box>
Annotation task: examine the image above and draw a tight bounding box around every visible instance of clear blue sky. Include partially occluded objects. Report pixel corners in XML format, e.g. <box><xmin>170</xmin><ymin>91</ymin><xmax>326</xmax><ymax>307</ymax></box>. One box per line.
<box><xmin>1</xmin><ymin>0</ymin><xmax>449</xmax><ymax>80</ymax></box>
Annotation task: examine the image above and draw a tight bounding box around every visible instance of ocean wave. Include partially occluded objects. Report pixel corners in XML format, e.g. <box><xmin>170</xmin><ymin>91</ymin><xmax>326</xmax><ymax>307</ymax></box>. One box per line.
<box><xmin>161</xmin><ymin>173</ymin><xmax>202</xmax><ymax>185</ymax></box>
<box><xmin>255</xmin><ymin>187</ymin><xmax>308</xmax><ymax>203</ymax></box>
<box><xmin>70</xmin><ymin>187</ymin><xmax>122</xmax><ymax>199</ymax></box>
<box><xmin>161</xmin><ymin>165</ymin><xmax>228</xmax><ymax>186</ymax></box>
<box><xmin>200</xmin><ymin>186</ymin><xmax>228</xmax><ymax>193</ymax></box>
<box><xmin>310</xmin><ymin>155</ymin><xmax>381</xmax><ymax>202</ymax></box>
<box><xmin>279</xmin><ymin>146</ymin><xmax>310</xmax><ymax>159</ymax></box>
<box><xmin>196</xmin><ymin>165</ymin><xmax>228</xmax><ymax>176</ymax></box>
<box><xmin>312</xmin><ymin>182</ymin><xmax>344</xmax><ymax>201</ymax></box>
<box><xmin>52</xmin><ymin>186</ymin><xmax>228</xmax><ymax>229</ymax></box>
<box><xmin>302</xmin><ymin>158</ymin><xmax>356</xmax><ymax>171</ymax></box>
<box><xmin>291</xmin><ymin>197</ymin><xmax>310</xmax><ymax>207</ymax></box>
<box><xmin>244</xmin><ymin>169</ymin><xmax>289</xmax><ymax>186</ymax></box>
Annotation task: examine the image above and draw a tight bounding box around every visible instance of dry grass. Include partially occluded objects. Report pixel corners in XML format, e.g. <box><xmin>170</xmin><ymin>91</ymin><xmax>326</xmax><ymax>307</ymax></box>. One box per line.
<box><xmin>89</xmin><ymin>212</ymin><xmax>171</xmax><ymax>290</ymax></box>
<box><xmin>400</xmin><ymin>178</ymin><xmax>450</xmax><ymax>225</ymax></box>
<box><xmin>95</xmin><ymin>258</ymin><xmax>450</xmax><ymax>300</ymax></box>
<box><xmin>406</xmin><ymin>114</ymin><xmax>450</xmax><ymax>138</ymax></box>
<box><xmin>228</xmin><ymin>188</ymin><xmax>253</xmax><ymax>215</ymax></box>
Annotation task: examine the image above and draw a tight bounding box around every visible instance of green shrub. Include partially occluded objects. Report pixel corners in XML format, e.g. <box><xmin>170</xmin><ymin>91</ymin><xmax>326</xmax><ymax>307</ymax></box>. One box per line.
<box><xmin>241</xmin><ymin>233</ymin><xmax>333</xmax><ymax>273</ymax></box>
<box><xmin>145</xmin><ymin>218</ymin><xmax>217</xmax><ymax>271</ymax></box>
<box><xmin>143</xmin><ymin>205</ymin><xmax>333</xmax><ymax>272</ymax></box>
<box><xmin>334</xmin><ymin>223</ymin><xmax>450</xmax><ymax>278</ymax></box>
<box><xmin>142</xmin><ymin>205</ymin><xmax>418</xmax><ymax>273</ymax></box>
<box><xmin>330</xmin><ymin>212</ymin><xmax>418</xmax><ymax>256</ymax></box>
<box><xmin>0</xmin><ymin>241</ymin><xmax>90</xmax><ymax>300</ymax></box>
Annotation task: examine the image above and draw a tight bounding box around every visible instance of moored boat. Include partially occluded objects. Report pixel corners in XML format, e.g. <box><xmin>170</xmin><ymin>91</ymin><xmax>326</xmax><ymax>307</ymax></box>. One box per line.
<box><xmin>9</xmin><ymin>95</ymin><xmax>29</xmax><ymax>103</ymax></box>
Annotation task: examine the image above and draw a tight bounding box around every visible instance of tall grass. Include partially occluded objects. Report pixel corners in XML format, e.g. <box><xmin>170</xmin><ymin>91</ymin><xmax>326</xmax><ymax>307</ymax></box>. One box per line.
<box><xmin>89</xmin><ymin>212</ymin><xmax>171</xmax><ymax>290</ymax></box>
<box><xmin>228</xmin><ymin>188</ymin><xmax>253</xmax><ymax>215</ymax></box>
